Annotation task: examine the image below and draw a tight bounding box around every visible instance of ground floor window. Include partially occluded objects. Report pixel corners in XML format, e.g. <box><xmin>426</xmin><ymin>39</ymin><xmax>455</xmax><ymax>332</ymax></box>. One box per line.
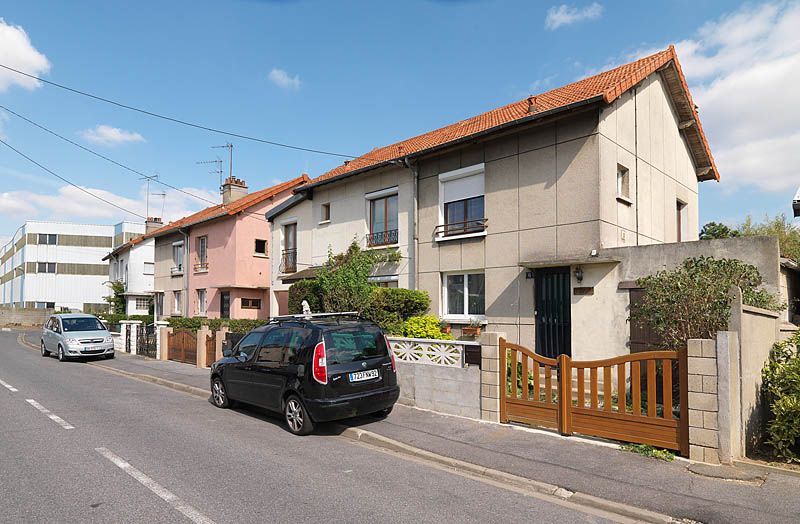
<box><xmin>197</xmin><ymin>289</ymin><xmax>207</xmax><ymax>316</ymax></box>
<box><xmin>241</xmin><ymin>297</ymin><xmax>261</xmax><ymax>310</ymax></box>
<box><xmin>135</xmin><ymin>297</ymin><xmax>150</xmax><ymax>310</ymax></box>
<box><xmin>443</xmin><ymin>272</ymin><xmax>485</xmax><ymax>317</ymax></box>
<box><xmin>173</xmin><ymin>291</ymin><xmax>182</xmax><ymax>315</ymax></box>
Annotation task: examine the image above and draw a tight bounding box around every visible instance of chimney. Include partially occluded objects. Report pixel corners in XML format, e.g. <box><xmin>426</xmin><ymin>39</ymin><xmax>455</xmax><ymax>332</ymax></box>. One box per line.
<box><xmin>527</xmin><ymin>95</ymin><xmax>538</xmax><ymax>114</ymax></box>
<box><xmin>222</xmin><ymin>176</ymin><xmax>248</xmax><ymax>205</ymax></box>
<box><xmin>145</xmin><ymin>217</ymin><xmax>163</xmax><ymax>234</ymax></box>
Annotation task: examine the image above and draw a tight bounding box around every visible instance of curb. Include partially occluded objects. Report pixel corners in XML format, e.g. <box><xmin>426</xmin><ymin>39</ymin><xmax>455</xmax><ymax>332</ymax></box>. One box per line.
<box><xmin>335</xmin><ymin>425</ymin><xmax>673</xmax><ymax>524</ymax></box>
<box><xmin>89</xmin><ymin>363</ymin><xmax>210</xmax><ymax>400</ymax></box>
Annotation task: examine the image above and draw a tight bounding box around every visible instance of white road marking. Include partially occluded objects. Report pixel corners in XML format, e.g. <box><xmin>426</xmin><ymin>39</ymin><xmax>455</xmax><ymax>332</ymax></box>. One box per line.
<box><xmin>0</xmin><ymin>378</ymin><xmax>18</xmax><ymax>392</ymax></box>
<box><xmin>96</xmin><ymin>447</ymin><xmax>216</xmax><ymax>524</ymax></box>
<box><xmin>25</xmin><ymin>399</ymin><xmax>75</xmax><ymax>430</ymax></box>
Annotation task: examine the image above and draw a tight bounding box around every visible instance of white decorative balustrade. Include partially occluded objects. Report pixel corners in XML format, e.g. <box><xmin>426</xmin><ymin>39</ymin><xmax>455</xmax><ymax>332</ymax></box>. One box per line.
<box><xmin>387</xmin><ymin>337</ymin><xmax>480</xmax><ymax>368</ymax></box>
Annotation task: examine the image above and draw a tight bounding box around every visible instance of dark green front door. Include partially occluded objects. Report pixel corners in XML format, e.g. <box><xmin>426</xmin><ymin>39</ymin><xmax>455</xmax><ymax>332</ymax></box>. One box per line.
<box><xmin>535</xmin><ymin>267</ymin><xmax>571</xmax><ymax>358</ymax></box>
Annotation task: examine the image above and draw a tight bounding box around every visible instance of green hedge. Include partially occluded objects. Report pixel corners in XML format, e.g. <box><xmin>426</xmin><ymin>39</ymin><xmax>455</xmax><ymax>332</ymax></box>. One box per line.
<box><xmin>288</xmin><ymin>280</ymin><xmax>323</xmax><ymax>314</ymax></box>
<box><xmin>763</xmin><ymin>331</ymin><xmax>800</xmax><ymax>461</ymax></box>
<box><xmin>166</xmin><ymin>317</ymin><xmax>269</xmax><ymax>334</ymax></box>
<box><xmin>362</xmin><ymin>288</ymin><xmax>430</xmax><ymax>335</ymax></box>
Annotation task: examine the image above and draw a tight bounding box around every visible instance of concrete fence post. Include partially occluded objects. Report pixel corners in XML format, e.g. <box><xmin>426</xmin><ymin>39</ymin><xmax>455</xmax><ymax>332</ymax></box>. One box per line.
<box><xmin>478</xmin><ymin>331</ymin><xmax>505</xmax><ymax>423</ymax></box>
<box><xmin>715</xmin><ymin>330</ymin><xmax>741</xmax><ymax>463</ymax></box>
<box><xmin>215</xmin><ymin>327</ymin><xmax>229</xmax><ymax>361</ymax></box>
<box><xmin>118</xmin><ymin>321</ymin><xmax>130</xmax><ymax>352</ymax></box>
<box><xmin>197</xmin><ymin>325</ymin><xmax>210</xmax><ymax>368</ymax></box>
<box><xmin>154</xmin><ymin>321</ymin><xmax>169</xmax><ymax>360</ymax></box>
<box><xmin>129</xmin><ymin>321</ymin><xmax>142</xmax><ymax>356</ymax></box>
<box><xmin>687</xmin><ymin>338</ymin><xmax>722</xmax><ymax>464</ymax></box>
<box><xmin>159</xmin><ymin>327</ymin><xmax>172</xmax><ymax>361</ymax></box>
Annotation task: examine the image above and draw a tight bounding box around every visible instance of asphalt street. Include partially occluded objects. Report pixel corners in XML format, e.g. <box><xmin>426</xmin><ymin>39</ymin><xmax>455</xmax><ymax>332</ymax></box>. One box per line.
<box><xmin>0</xmin><ymin>331</ymin><xmax>616</xmax><ymax>524</ymax></box>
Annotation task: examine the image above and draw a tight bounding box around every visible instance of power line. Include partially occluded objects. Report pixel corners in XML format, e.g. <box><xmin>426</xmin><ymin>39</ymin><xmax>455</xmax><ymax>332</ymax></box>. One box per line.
<box><xmin>0</xmin><ymin>62</ymin><xmax>374</xmax><ymax>161</ymax></box>
<box><xmin>0</xmin><ymin>105</ymin><xmax>219</xmax><ymax>207</ymax></box>
<box><xmin>0</xmin><ymin>137</ymin><xmax>147</xmax><ymax>219</ymax></box>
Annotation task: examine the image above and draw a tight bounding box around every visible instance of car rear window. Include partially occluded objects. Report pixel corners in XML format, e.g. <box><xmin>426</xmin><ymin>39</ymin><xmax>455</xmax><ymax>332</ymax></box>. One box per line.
<box><xmin>62</xmin><ymin>317</ymin><xmax>106</xmax><ymax>332</ymax></box>
<box><xmin>323</xmin><ymin>325</ymin><xmax>388</xmax><ymax>365</ymax></box>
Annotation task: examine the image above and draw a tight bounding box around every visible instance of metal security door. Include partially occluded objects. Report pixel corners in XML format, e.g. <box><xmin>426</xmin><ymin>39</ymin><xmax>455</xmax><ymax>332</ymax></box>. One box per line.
<box><xmin>535</xmin><ymin>267</ymin><xmax>571</xmax><ymax>358</ymax></box>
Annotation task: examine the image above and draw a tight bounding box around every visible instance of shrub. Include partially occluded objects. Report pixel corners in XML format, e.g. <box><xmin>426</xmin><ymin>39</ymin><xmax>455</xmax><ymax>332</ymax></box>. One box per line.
<box><xmin>288</xmin><ymin>279</ymin><xmax>323</xmax><ymax>314</ymax></box>
<box><xmin>103</xmin><ymin>281</ymin><xmax>126</xmax><ymax>315</ymax></box>
<box><xmin>165</xmin><ymin>317</ymin><xmax>268</xmax><ymax>333</ymax></box>
<box><xmin>403</xmin><ymin>315</ymin><xmax>454</xmax><ymax>340</ymax></box>
<box><xmin>363</xmin><ymin>288</ymin><xmax>430</xmax><ymax>334</ymax></box>
<box><xmin>632</xmin><ymin>256</ymin><xmax>784</xmax><ymax>349</ymax></box>
<box><xmin>762</xmin><ymin>331</ymin><xmax>800</xmax><ymax>461</ymax></box>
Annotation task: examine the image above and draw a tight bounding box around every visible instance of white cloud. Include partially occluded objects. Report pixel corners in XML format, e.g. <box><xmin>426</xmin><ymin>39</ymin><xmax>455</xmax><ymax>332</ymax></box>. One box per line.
<box><xmin>0</xmin><ymin>183</ymin><xmax>219</xmax><ymax>225</ymax></box>
<box><xmin>268</xmin><ymin>68</ymin><xmax>301</xmax><ymax>90</ymax></box>
<box><xmin>545</xmin><ymin>3</ymin><xmax>603</xmax><ymax>30</ymax></box>
<box><xmin>81</xmin><ymin>124</ymin><xmax>145</xmax><ymax>146</ymax></box>
<box><xmin>0</xmin><ymin>18</ymin><xmax>50</xmax><ymax>92</ymax></box>
<box><xmin>673</xmin><ymin>2</ymin><xmax>800</xmax><ymax>193</ymax></box>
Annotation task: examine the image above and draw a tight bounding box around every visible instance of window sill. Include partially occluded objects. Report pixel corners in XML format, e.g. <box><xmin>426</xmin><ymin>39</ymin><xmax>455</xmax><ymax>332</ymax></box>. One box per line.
<box><xmin>318</xmin><ymin>220</ymin><xmax>330</xmax><ymax>225</ymax></box>
<box><xmin>616</xmin><ymin>195</ymin><xmax>633</xmax><ymax>206</ymax></box>
<box><xmin>253</xmin><ymin>253</ymin><xmax>269</xmax><ymax>258</ymax></box>
<box><xmin>170</xmin><ymin>272</ymin><xmax>184</xmax><ymax>278</ymax></box>
<box><xmin>441</xmin><ymin>315</ymin><xmax>487</xmax><ymax>325</ymax></box>
<box><xmin>193</xmin><ymin>269</ymin><xmax>208</xmax><ymax>274</ymax></box>
<box><xmin>434</xmin><ymin>231</ymin><xmax>487</xmax><ymax>243</ymax></box>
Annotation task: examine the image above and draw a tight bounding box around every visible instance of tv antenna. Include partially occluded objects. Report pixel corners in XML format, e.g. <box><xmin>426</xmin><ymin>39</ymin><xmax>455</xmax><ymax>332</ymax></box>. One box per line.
<box><xmin>139</xmin><ymin>174</ymin><xmax>159</xmax><ymax>218</ymax></box>
<box><xmin>212</xmin><ymin>142</ymin><xmax>234</xmax><ymax>181</ymax></box>
<box><xmin>197</xmin><ymin>157</ymin><xmax>224</xmax><ymax>194</ymax></box>
<box><xmin>151</xmin><ymin>190</ymin><xmax>166</xmax><ymax>219</ymax></box>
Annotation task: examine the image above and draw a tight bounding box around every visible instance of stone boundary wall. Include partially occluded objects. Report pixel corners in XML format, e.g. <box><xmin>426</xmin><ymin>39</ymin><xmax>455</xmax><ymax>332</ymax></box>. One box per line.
<box><xmin>0</xmin><ymin>306</ymin><xmax>52</xmax><ymax>326</ymax></box>
<box><xmin>396</xmin><ymin>361</ymin><xmax>481</xmax><ymax>419</ymax></box>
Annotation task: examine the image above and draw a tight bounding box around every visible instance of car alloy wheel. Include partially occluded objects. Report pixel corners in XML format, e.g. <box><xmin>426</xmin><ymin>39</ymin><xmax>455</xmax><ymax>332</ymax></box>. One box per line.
<box><xmin>284</xmin><ymin>395</ymin><xmax>313</xmax><ymax>436</ymax></box>
<box><xmin>57</xmin><ymin>345</ymin><xmax>66</xmax><ymax>362</ymax></box>
<box><xmin>41</xmin><ymin>341</ymin><xmax>49</xmax><ymax>357</ymax></box>
<box><xmin>211</xmin><ymin>378</ymin><xmax>229</xmax><ymax>408</ymax></box>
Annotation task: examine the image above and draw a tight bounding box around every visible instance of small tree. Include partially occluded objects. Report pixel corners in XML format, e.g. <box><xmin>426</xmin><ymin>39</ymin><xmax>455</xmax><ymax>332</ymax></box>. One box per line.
<box><xmin>737</xmin><ymin>213</ymin><xmax>800</xmax><ymax>264</ymax></box>
<box><xmin>699</xmin><ymin>221</ymin><xmax>739</xmax><ymax>240</ymax></box>
<box><xmin>103</xmin><ymin>281</ymin><xmax>126</xmax><ymax>314</ymax></box>
<box><xmin>632</xmin><ymin>257</ymin><xmax>783</xmax><ymax>349</ymax></box>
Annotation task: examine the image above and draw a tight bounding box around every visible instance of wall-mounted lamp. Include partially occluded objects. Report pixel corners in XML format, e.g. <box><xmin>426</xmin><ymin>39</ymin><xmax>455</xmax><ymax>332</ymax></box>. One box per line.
<box><xmin>574</xmin><ymin>266</ymin><xmax>584</xmax><ymax>283</ymax></box>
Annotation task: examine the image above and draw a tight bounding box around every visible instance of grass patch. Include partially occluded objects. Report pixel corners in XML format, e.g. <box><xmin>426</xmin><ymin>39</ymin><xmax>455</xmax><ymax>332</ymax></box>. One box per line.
<box><xmin>620</xmin><ymin>443</ymin><xmax>675</xmax><ymax>462</ymax></box>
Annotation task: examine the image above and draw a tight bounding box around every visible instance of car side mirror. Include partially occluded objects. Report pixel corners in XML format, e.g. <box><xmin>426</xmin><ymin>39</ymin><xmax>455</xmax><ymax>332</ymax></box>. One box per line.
<box><xmin>222</xmin><ymin>348</ymin><xmax>232</xmax><ymax>358</ymax></box>
<box><xmin>236</xmin><ymin>353</ymin><xmax>248</xmax><ymax>362</ymax></box>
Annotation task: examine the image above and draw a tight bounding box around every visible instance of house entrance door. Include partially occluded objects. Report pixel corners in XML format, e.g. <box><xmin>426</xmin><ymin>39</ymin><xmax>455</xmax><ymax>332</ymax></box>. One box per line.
<box><xmin>535</xmin><ymin>267</ymin><xmax>571</xmax><ymax>358</ymax></box>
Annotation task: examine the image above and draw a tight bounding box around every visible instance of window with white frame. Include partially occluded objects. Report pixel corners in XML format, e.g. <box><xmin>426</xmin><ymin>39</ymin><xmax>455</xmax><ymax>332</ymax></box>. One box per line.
<box><xmin>197</xmin><ymin>289</ymin><xmax>207</xmax><ymax>316</ymax></box>
<box><xmin>135</xmin><ymin>297</ymin><xmax>150</xmax><ymax>310</ymax></box>
<box><xmin>443</xmin><ymin>272</ymin><xmax>485</xmax><ymax>317</ymax></box>
<box><xmin>366</xmin><ymin>188</ymin><xmax>399</xmax><ymax>247</ymax></box>
<box><xmin>172</xmin><ymin>241</ymin><xmax>184</xmax><ymax>272</ymax></box>
<box><xmin>143</xmin><ymin>262</ymin><xmax>154</xmax><ymax>275</ymax></box>
<box><xmin>438</xmin><ymin>164</ymin><xmax>486</xmax><ymax>238</ymax></box>
<box><xmin>616</xmin><ymin>164</ymin><xmax>630</xmax><ymax>200</ymax></box>
<box><xmin>254</xmin><ymin>238</ymin><xmax>267</xmax><ymax>256</ymax></box>
<box><xmin>320</xmin><ymin>203</ymin><xmax>331</xmax><ymax>223</ymax></box>
<box><xmin>173</xmin><ymin>290</ymin><xmax>182</xmax><ymax>314</ymax></box>
<box><xmin>196</xmin><ymin>236</ymin><xmax>208</xmax><ymax>270</ymax></box>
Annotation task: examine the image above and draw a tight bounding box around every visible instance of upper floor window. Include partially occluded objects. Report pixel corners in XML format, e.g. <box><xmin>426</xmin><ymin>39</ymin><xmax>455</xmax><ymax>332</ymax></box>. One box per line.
<box><xmin>172</xmin><ymin>241</ymin><xmax>184</xmax><ymax>274</ymax></box>
<box><xmin>676</xmin><ymin>200</ymin><xmax>688</xmax><ymax>242</ymax></box>
<box><xmin>254</xmin><ymin>239</ymin><xmax>267</xmax><ymax>256</ymax></box>
<box><xmin>616</xmin><ymin>164</ymin><xmax>631</xmax><ymax>202</ymax></box>
<box><xmin>37</xmin><ymin>262</ymin><xmax>56</xmax><ymax>273</ymax></box>
<box><xmin>282</xmin><ymin>223</ymin><xmax>297</xmax><ymax>273</ymax></box>
<box><xmin>368</xmin><ymin>191</ymin><xmax>398</xmax><ymax>247</ymax></box>
<box><xmin>195</xmin><ymin>236</ymin><xmax>208</xmax><ymax>271</ymax></box>
<box><xmin>320</xmin><ymin>203</ymin><xmax>331</xmax><ymax>223</ymax></box>
<box><xmin>437</xmin><ymin>164</ymin><xmax>486</xmax><ymax>239</ymax></box>
<box><xmin>143</xmin><ymin>262</ymin><xmax>154</xmax><ymax>275</ymax></box>
<box><xmin>37</xmin><ymin>233</ymin><xmax>57</xmax><ymax>245</ymax></box>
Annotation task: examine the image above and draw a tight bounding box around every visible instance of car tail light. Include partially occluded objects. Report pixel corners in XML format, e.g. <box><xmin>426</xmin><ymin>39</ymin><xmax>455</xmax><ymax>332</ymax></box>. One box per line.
<box><xmin>384</xmin><ymin>335</ymin><xmax>396</xmax><ymax>372</ymax></box>
<box><xmin>312</xmin><ymin>340</ymin><xmax>327</xmax><ymax>385</ymax></box>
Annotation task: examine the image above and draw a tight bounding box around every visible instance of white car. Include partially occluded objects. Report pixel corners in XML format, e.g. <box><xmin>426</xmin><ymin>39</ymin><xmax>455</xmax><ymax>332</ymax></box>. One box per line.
<box><xmin>41</xmin><ymin>314</ymin><xmax>115</xmax><ymax>362</ymax></box>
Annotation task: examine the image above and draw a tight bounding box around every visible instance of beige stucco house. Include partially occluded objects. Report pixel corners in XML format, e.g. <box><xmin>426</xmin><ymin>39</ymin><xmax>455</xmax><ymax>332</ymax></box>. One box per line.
<box><xmin>269</xmin><ymin>47</ymin><xmax>725</xmax><ymax>359</ymax></box>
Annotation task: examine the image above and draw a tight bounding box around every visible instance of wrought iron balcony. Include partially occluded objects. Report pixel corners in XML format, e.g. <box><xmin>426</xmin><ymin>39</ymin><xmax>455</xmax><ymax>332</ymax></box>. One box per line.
<box><xmin>366</xmin><ymin>229</ymin><xmax>399</xmax><ymax>247</ymax></box>
<box><xmin>281</xmin><ymin>248</ymin><xmax>297</xmax><ymax>273</ymax></box>
<box><xmin>193</xmin><ymin>262</ymin><xmax>209</xmax><ymax>272</ymax></box>
<box><xmin>434</xmin><ymin>218</ymin><xmax>488</xmax><ymax>238</ymax></box>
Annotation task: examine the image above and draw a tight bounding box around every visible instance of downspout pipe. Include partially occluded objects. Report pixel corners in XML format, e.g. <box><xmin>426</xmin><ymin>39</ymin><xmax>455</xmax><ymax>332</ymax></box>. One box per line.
<box><xmin>633</xmin><ymin>86</ymin><xmax>640</xmax><ymax>246</ymax></box>
<box><xmin>402</xmin><ymin>156</ymin><xmax>418</xmax><ymax>290</ymax></box>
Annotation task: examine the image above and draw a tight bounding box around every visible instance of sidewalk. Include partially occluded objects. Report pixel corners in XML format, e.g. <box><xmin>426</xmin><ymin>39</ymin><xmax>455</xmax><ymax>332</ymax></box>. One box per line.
<box><xmin>60</xmin><ymin>339</ymin><xmax>800</xmax><ymax>524</ymax></box>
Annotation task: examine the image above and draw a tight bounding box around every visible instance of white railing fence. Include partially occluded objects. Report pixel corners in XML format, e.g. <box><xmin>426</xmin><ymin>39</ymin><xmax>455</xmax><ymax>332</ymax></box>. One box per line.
<box><xmin>387</xmin><ymin>336</ymin><xmax>480</xmax><ymax>368</ymax></box>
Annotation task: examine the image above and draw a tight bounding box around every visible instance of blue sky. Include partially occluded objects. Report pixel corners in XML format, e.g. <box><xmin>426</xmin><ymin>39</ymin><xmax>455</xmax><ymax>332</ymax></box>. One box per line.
<box><xmin>0</xmin><ymin>0</ymin><xmax>798</xmax><ymax>242</ymax></box>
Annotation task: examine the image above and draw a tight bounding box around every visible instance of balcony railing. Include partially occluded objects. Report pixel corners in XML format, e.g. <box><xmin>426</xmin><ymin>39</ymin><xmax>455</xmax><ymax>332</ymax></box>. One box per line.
<box><xmin>170</xmin><ymin>265</ymin><xmax>183</xmax><ymax>276</ymax></box>
<box><xmin>366</xmin><ymin>229</ymin><xmax>399</xmax><ymax>247</ymax></box>
<box><xmin>281</xmin><ymin>248</ymin><xmax>297</xmax><ymax>273</ymax></box>
<box><xmin>434</xmin><ymin>218</ymin><xmax>488</xmax><ymax>238</ymax></box>
<box><xmin>193</xmin><ymin>261</ymin><xmax>209</xmax><ymax>272</ymax></box>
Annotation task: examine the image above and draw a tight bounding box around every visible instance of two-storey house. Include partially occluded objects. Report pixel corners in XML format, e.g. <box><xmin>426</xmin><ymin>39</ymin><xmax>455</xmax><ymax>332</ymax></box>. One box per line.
<box><xmin>151</xmin><ymin>175</ymin><xmax>308</xmax><ymax>320</ymax></box>
<box><xmin>268</xmin><ymin>47</ymin><xmax>720</xmax><ymax>360</ymax></box>
<box><xmin>103</xmin><ymin>218</ymin><xmax>162</xmax><ymax>315</ymax></box>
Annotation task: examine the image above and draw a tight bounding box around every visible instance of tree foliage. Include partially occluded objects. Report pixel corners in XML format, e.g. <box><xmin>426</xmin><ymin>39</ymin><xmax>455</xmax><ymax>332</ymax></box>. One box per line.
<box><xmin>762</xmin><ymin>331</ymin><xmax>800</xmax><ymax>462</ymax></box>
<box><xmin>699</xmin><ymin>222</ymin><xmax>739</xmax><ymax>240</ymax></box>
<box><xmin>737</xmin><ymin>213</ymin><xmax>800</xmax><ymax>264</ymax></box>
<box><xmin>632</xmin><ymin>257</ymin><xmax>783</xmax><ymax>349</ymax></box>
<box><xmin>287</xmin><ymin>279</ymin><xmax>323</xmax><ymax>314</ymax></box>
<box><xmin>103</xmin><ymin>280</ymin><xmax>126</xmax><ymax>314</ymax></box>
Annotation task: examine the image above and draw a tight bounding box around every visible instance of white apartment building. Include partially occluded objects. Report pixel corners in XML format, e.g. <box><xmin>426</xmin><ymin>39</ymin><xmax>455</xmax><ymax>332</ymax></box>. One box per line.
<box><xmin>0</xmin><ymin>220</ymin><xmax>144</xmax><ymax>312</ymax></box>
<box><xmin>103</xmin><ymin>218</ymin><xmax>162</xmax><ymax>315</ymax></box>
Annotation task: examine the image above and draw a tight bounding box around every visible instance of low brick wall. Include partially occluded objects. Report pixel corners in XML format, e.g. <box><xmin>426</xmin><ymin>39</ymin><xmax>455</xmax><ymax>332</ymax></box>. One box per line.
<box><xmin>0</xmin><ymin>306</ymin><xmax>52</xmax><ymax>326</ymax></box>
<box><xmin>396</xmin><ymin>361</ymin><xmax>481</xmax><ymax>419</ymax></box>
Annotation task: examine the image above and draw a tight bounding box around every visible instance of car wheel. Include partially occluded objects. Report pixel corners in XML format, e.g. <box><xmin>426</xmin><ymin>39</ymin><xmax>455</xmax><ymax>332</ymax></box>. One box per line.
<box><xmin>41</xmin><ymin>341</ymin><xmax>50</xmax><ymax>357</ymax></box>
<box><xmin>284</xmin><ymin>395</ymin><xmax>314</xmax><ymax>436</ymax></box>
<box><xmin>372</xmin><ymin>406</ymin><xmax>393</xmax><ymax>418</ymax></box>
<box><xmin>57</xmin><ymin>345</ymin><xmax>67</xmax><ymax>362</ymax></box>
<box><xmin>211</xmin><ymin>377</ymin><xmax>230</xmax><ymax>408</ymax></box>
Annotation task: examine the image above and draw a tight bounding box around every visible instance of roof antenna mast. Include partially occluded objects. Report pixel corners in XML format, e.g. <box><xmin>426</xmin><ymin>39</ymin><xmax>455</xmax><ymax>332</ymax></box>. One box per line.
<box><xmin>196</xmin><ymin>157</ymin><xmax>224</xmax><ymax>195</ymax></box>
<box><xmin>151</xmin><ymin>190</ymin><xmax>166</xmax><ymax>219</ymax></box>
<box><xmin>212</xmin><ymin>142</ymin><xmax>234</xmax><ymax>183</ymax></box>
<box><xmin>139</xmin><ymin>173</ymin><xmax>159</xmax><ymax>218</ymax></box>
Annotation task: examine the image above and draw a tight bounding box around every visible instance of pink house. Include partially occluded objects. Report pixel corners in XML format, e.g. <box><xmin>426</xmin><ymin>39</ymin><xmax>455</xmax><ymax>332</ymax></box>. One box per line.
<box><xmin>186</xmin><ymin>174</ymin><xmax>309</xmax><ymax>320</ymax></box>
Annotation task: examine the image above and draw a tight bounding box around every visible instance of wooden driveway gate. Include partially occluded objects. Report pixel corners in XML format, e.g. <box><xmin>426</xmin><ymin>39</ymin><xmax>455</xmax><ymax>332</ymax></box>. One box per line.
<box><xmin>168</xmin><ymin>329</ymin><xmax>197</xmax><ymax>365</ymax></box>
<box><xmin>499</xmin><ymin>338</ymin><xmax>688</xmax><ymax>455</ymax></box>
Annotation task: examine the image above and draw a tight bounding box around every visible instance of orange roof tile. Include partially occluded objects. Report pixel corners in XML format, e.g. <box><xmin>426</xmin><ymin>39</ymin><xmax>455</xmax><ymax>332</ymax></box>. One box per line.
<box><xmin>309</xmin><ymin>46</ymin><xmax>717</xmax><ymax>186</ymax></box>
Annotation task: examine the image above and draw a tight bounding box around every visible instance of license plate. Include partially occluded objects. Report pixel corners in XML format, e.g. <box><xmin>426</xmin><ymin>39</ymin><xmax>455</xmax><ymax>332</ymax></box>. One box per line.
<box><xmin>349</xmin><ymin>369</ymin><xmax>379</xmax><ymax>382</ymax></box>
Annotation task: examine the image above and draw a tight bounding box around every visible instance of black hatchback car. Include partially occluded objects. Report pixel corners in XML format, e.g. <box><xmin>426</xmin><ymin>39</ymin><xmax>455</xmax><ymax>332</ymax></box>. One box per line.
<box><xmin>209</xmin><ymin>313</ymin><xmax>399</xmax><ymax>435</ymax></box>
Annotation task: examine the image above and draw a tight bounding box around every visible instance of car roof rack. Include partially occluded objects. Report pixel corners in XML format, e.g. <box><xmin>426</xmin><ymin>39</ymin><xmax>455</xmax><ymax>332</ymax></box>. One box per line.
<box><xmin>269</xmin><ymin>311</ymin><xmax>361</xmax><ymax>323</ymax></box>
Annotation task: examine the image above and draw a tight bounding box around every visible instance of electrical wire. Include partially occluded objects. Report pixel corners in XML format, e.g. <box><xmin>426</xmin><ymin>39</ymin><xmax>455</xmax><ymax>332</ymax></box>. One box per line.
<box><xmin>0</xmin><ymin>63</ymin><xmax>375</xmax><ymax>161</ymax></box>
<box><xmin>0</xmin><ymin>137</ymin><xmax>147</xmax><ymax>219</ymax></box>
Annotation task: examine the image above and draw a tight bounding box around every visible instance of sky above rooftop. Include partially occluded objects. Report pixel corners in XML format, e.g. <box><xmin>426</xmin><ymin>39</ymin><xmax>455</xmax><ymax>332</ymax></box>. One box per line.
<box><xmin>0</xmin><ymin>0</ymin><xmax>797</xmax><ymax>244</ymax></box>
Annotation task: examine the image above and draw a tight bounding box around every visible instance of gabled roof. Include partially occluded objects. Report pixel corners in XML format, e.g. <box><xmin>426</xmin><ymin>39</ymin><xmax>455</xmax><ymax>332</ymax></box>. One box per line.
<box><xmin>104</xmin><ymin>174</ymin><xmax>309</xmax><ymax>260</ymax></box>
<box><xmin>304</xmin><ymin>46</ymin><xmax>718</xmax><ymax>190</ymax></box>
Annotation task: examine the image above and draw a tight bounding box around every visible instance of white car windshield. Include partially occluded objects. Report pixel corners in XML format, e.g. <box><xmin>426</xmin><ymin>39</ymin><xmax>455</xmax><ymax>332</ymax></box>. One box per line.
<box><xmin>62</xmin><ymin>317</ymin><xmax>106</xmax><ymax>332</ymax></box>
